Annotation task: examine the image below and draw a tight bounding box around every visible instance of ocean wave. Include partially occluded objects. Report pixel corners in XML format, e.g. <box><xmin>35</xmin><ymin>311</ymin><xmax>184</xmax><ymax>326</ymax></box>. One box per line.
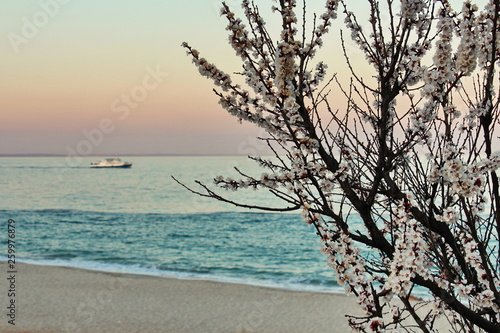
<box><xmin>0</xmin><ymin>256</ymin><xmax>344</xmax><ymax>295</ymax></box>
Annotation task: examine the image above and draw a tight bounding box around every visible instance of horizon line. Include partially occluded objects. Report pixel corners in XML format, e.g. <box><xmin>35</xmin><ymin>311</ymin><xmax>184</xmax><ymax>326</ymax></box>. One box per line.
<box><xmin>0</xmin><ymin>153</ymin><xmax>256</xmax><ymax>158</ymax></box>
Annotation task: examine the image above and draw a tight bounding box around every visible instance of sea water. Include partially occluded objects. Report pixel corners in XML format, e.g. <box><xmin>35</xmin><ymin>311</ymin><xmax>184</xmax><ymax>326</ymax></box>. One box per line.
<box><xmin>0</xmin><ymin>156</ymin><xmax>346</xmax><ymax>293</ymax></box>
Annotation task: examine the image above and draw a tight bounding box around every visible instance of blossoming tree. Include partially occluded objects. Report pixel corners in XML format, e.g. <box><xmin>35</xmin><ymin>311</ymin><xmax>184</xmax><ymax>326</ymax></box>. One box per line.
<box><xmin>181</xmin><ymin>0</ymin><xmax>500</xmax><ymax>331</ymax></box>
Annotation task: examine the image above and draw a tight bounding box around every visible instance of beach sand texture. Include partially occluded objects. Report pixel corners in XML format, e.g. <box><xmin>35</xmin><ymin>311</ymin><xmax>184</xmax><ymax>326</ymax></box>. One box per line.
<box><xmin>0</xmin><ymin>262</ymin><xmax>362</xmax><ymax>333</ymax></box>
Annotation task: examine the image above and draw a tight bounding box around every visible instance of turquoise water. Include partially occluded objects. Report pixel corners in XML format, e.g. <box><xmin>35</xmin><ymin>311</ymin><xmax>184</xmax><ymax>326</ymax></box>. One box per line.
<box><xmin>1</xmin><ymin>156</ymin><xmax>342</xmax><ymax>293</ymax></box>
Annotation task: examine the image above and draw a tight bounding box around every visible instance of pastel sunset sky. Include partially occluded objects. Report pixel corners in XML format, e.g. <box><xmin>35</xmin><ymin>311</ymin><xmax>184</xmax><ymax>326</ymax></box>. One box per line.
<box><xmin>0</xmin><ymin>0</ymin><xmax>356</xmax><ymax>156</ymax></box>
<box><xmin>0</xmin><ymin>0</ymin><xmax>475</xmax><ymax>156</ymax></box>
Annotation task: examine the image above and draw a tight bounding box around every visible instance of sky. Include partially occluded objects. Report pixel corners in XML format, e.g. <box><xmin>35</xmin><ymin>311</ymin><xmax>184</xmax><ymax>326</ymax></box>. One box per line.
<box><xmin>1</xmin><ymin>0</ymin><xmax>363</xmax><ymax>156</ymax></box>
<box><xmin>0</xmin><ymin>0</ymin><xmax>481</xmax><ymax>156</ymax></box>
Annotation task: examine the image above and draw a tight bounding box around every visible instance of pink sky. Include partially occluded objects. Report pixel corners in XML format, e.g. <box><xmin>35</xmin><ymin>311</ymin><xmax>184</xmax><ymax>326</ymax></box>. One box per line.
<box><xmin>0</xmin><ymin>0</ymin><xmax>403</xmax><ymax>156</ymax></box>
<box><xmin>1</xmin><ymin>1</ymin><xmax>266</xmax><ymax>155</ymax></box>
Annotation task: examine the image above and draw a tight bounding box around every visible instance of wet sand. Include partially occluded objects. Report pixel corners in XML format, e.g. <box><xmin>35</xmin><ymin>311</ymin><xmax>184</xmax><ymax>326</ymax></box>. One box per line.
<box><xmin>0</xmin><ymin>262</ymin><xmax>361</xmax><ymax>332</ymax></box>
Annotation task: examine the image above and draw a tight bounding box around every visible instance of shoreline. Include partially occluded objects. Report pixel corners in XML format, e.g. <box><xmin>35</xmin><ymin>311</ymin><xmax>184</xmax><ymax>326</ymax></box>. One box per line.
<box><xmin>0</xmin><ymin>262</ymin><xmax>361</xmax><ymax>333</ymax></box>
<box><xmin>1</xmin><ymin>258</ymin><xmax>346</xmax><ymax>296</ymax></box>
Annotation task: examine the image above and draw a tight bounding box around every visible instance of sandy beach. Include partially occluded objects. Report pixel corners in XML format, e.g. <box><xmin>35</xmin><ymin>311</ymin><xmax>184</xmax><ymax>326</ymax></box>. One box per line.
<box><xmin>0</xmin><ymin>262</ymin><xmax>361</xmax><ymax>333</ymax></box>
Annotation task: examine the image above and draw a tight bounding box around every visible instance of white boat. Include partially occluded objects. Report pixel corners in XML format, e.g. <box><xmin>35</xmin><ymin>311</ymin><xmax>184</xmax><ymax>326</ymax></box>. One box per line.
<box><xmin>90</xmin><ymin>158</ymin><xmax>132</xmax><ymax>168</ymax></box>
